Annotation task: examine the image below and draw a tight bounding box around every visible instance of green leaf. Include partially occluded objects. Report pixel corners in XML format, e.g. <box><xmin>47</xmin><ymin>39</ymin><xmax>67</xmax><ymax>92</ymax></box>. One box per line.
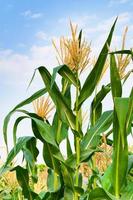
<box><xmin>25</xmin><ymin>137</ymin><xmax>39</xmax><ymax>162</ymax></box>
<box><xmin>127</xmin><ymin>154</ymin><xmax>133</xmax><ymax>175</ymax></box>
<box><xmin>65</xmin><ymin>148</ymin><xmax>98</xmax><ymax>169</ymax></box>
<box><xmin>38</xmin><ymin>66</ymin><xmax>82</xmax><ymax>137</ymax></box>
<box><xmin>13</xmin><ymin>116</ymin><xmax>28</xmax><ymax>146</ymax></box>
<box><xmin>78</xmin><ymin>29</ymin><xmax>82</xmax><ymax>48</ymax></box>
<box><xmin>81</xmin><ymin>111</ymin><xmax>113</xmax><ymax>150</ymax></box>
<box><xmin>88</xmin><ymin>188</ymin><xmax>112</xmax><ymax>200</ymax></box>
<box><xmin>111</xmin><ymin>98</ymin><xmax>130</xmax><ymax>198</ymax></box>
<box><xmin>66</xmin><ymin>137</ymin><xmax>73</xmax><ymax>158</ymax></box>
<box><xmin>47</xmin><ymin>169</ymin><xmax>61</xmax><ymax>192</ymax></box>
<box><xmin>64</xmin><ymin>187</ymin><xmax>74</xmax><ymax>200</ymax></box>
<box><xmin>12</xmin><ymin>111</ymin><xmax>58</xmax><ymax>148</ymax></box>
<box><xmin>61</xmin><ymin>163</ymin><xmax>74</xmax><ymax>191</ymax></box>
<box><xmin>12</xmin><ymin>166</ymin><xmax>40</xmax><ymax>200</ymax></box>
<box><xmin>78</xmin><ymin>18</ymin><xmax>117</xmax><ymax>108</ymax></box>
<box><xmin>32</xmin><ymin>116</ymin><xmax>58</xmax><ymax>148</ymax></box>
<box><xmin>51</xmin><ymin>64</ymin><xmax>79</xmax><ymax>88</ymax></box>
<box><xmin>90</xmin><ymin>84</ymin><xmax>111</xmax><ymax>125</ymax></box>
<box><xmin>3</xmin><ymin>88</ymin><xmax>47</xmax><ymax>148</ymax></box>
<box><xmin>32</xmin><ymin>119</ymin><xmax>45</xmax><ymax>142</ymax></box>
<box><xmin>110</xmin><ymin>54</ymin><xmax>122</xmax><ymax>98</ymax></box>
<box><xmin>43</xmin><ymin>141</ymin><xmax>63</xmax><ymax>173</ymax></box>
<box><xmin>101</xmin><ymin>165</ymin><xmax>112</xmax><ymax>191</ymax></box>
<box><xmin>0</xmin><ymin>136</ymin><xmax>33</xmax><ymax>175</ymax></box>
<box><xmin>52</xmin><ymin>112</ymin><xmax>68</xmax><ymax>144</ymax></box>
<box><xmin>121</xmin><ymin>182</ymin><xmax>133</xmax><ymax>200</ymax></box>
<box><xmin>126</xmin><ymin>88</ymin><xmax>133</xmax><ymax>134</ymax></box>
<box><xmin>110</xmin><ymin>49</ymin><xmax>132</xmax><ymax>55</ymax></box>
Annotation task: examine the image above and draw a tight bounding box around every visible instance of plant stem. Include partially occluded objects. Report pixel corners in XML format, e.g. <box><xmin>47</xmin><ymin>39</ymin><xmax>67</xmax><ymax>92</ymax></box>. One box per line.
<box><xmin>54</xmin><ymin>171</ymin><xmax>58</xmax><ymax>191</ymax></box>
<box><xmin>56</xmin><ymin>119</ymin><xmax>62</xmax><ymax>143</ymax></box>
<box><xmin>75</xmin><ymin>71</ymin><xmax>80</xmax><ymax>200</ymax></box>
<box><xmin>92</xmin><ymin>86</ymin><xmax>97</xmax><ymax>188</ymax></box>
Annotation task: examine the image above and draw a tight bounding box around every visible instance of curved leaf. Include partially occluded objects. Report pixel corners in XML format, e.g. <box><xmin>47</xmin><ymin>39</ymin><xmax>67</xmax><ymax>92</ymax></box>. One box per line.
<box><xmin>0</xmin><ymin>136</ymin><xmax>33</xmax><ymax>175</ymax></box>
<box><xmin>3</xmin><ymin>88</ymin><xmax>47</xmax><ymax>148</ymax></box>
<box><xmin>51</xmin><ymin>64</ymin><xmax>79</xmax><ymax>88</ymax></box>
<box><xmin>12</xmin><ymin>166</ymin><xmax>40</xmax><ymax>200</ymax></box>
<box><xmin>38</xmin><ymin>66</ymin><xmax>82</xmax><ymax>137</ymax></box>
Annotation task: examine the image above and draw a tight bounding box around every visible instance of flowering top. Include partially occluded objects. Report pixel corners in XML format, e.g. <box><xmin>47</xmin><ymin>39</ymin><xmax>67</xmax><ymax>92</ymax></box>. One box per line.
<box><xmin>53</xmin><ymin>21</ymin><xmax>91</xmax><ymax>74</ymax></box>
<box><xmin>33</xmin><ymin>96</ymin><xmax>54</xmax><ymax>120</ymax></box>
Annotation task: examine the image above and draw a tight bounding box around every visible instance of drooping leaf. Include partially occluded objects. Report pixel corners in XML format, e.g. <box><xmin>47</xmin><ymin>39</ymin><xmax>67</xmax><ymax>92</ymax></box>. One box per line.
<box><xmin>13</xmin><ymin>111</ymin><xmax>58</xmax><ymax>148</ymax></box>
<box><xmin>0</xmin><ymin>136</ymin><xmax>33</xmax><ymax>175</ymax></box>
<box><xmin>25</xmin><ymin>137</ymin><xmax>39</xmax><ymax>162</ymax></box>
<box><xmin>51</xmin><ymin>64</ymin><xmax>79</xmax><ymax>88</ymax></box>
<box><xmin>38</xmin><ymin>66</ymin><xmax>82</xmax><ymax>137</ymax></box>
<box><xmin>13</xmin><ymin>116</ymin><xmax>28</xmax><ymax>146</ymax></box>
<box><xmin>12</xmin><ymin>166</ymin><xmax>40</xmax><ymax>200</ymax></box>
<box><xmin>3</xmin><ymin>88</ymin><xmax>47</xmax><ymax>148</ymax></box>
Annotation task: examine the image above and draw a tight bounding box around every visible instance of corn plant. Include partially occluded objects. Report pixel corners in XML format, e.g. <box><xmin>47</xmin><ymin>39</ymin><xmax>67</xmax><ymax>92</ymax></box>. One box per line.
<box><xmin>1</xmin><ymin>18</ymin><xmax>133</xmax><ymax>200</ymax></box>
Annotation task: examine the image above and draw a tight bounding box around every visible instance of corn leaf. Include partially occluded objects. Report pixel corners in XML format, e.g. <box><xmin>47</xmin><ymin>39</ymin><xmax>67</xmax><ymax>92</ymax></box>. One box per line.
<box><xmin>88</xmin><ymin>188</ymin><xmax>112</xmax><ymax>200</ymax></box>
<box><xmin>12</xmin><ymin>166</ymin><xmax>40</xmax><ymax>200</ymax></box>
<box><xmin>51</xmin><ymin>64</ymin><xmax>79</xmax><ymax>88</ymax></box>
<box><xmin>90</xmin><ymin>84</ymin><xmax>111</xmax><ymax>126</ymax></box>
<box><xmin>81</xmin><ymin>111</ymin><xmax>113</xmax><ymax>150</ymax></box>
<box><xmin>61</xmin><ymin>163</ymin><xmax>74</xmax><ymax>192</ymax></box>
<box><xmin>47</xmin><ymin>169</ymin><xmax>61</xmax><ymax>192</ymax></box>
<box><xmin>3</xmin><ymin>88</ymin><xmax>47</xmax><ymax>148</ymax></box>
<box><xmin>43</xmin><ymin>141</ymin><xmax>63</xmax><ymax>174</ymax></box>
<box><xmin>112</xmin><ymin>98</ymin><xmax>130</xmax><ymax>198</ymax></box>
<box><xmin>65</xmin><ymin>148</ymin><xmax>98</xmax><ymax>169</ymax></box>
<box><xmin>0</xmin><ymin>136</ymin><xmax>33</xmax><ymax>175</ymax></box>
<box><xmin>38</xmin><ymin>66</ymin><xmax>82</xmax><ymax>137</ymax></box>
<box><xmin>121</xmin><ymin>182</ymin><xmax>133</xmax><ymax>200</ymax></box>
<box><xmin>110</xmin><ymin>54</ymin><xmax>122</xmax><ymax>98</ymax></box>
<box><xmin>78</xmin><ymin>18</ymin><xmax>117</xmax><ymax>108</ymax></box>
<box><xmin>66</xmin><ymin>137</ymin><xmax>73</xmax><ymax>158</ymax></box>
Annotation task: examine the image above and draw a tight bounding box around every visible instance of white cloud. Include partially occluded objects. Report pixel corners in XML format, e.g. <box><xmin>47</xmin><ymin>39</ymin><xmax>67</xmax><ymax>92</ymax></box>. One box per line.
<box><xmin>109</xmin><ymin>0</ymin><xmax>131</xmax><ymax>6</ymax></box>
<box><xmin>0</xmin><ymin>44</ymin><xmax>57</xmax><ymax>91</ymax></box>
<box><xmin>22</xmin><ymin>10</ymin><xmax>43</xmax><ymax>19</ymax></box>
<box><xmin>35</xmin><ymin>31</ymin><xmax>48</xmax><ymax>40</ymax></box>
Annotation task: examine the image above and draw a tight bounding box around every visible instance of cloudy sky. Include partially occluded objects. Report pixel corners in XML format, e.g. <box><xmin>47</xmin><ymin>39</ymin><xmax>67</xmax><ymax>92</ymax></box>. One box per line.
<box><xmin>0</xmin><ymin>0</ymin><xmax>133</xmax><ymax>160</ymax></box>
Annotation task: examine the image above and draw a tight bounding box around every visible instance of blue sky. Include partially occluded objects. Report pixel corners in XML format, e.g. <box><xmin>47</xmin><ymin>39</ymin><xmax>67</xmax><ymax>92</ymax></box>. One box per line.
<box><xmin>0</xmin><ymin>0</ymin><xmax>132</xmax><ymax>51</ymax></box>
<box><xmin>0</xmin><ymin>0</ymin><xmax>133</xmax><ymax>160</ymax></box>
